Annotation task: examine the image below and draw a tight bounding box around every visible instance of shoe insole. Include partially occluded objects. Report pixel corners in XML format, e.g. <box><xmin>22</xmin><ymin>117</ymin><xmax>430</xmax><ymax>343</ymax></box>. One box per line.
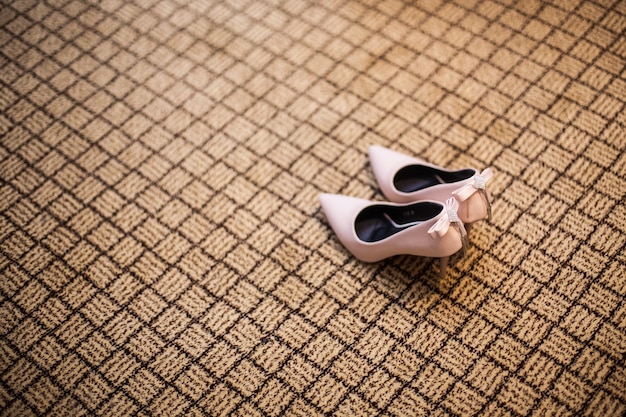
<box><xmin>394</xmin><ymin>165</ymin><xmax>475</xmax><ymax>193</ymax></box>
<box><xmin>355</xmin><ymin>202</ymin><xmax>442</xmax><ymax>243</ymax></box>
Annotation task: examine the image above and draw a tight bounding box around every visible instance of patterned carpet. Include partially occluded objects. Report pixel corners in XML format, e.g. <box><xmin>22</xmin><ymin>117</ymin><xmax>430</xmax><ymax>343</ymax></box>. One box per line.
<box><xmin>1</xmin><ymin>0</ymin><xmax>625</xmax><ymax>415</ymax></box>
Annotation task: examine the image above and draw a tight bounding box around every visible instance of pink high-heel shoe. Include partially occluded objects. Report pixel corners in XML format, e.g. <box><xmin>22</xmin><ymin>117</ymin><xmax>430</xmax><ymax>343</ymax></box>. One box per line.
<box><xmin>319</xmin><ymin>194</ymin><xmax>467</xmax><ymax>275</ymax></box>
<box><xmin>368</xmin><ymin>145</ymin><xmax>493</xmax><ymax>224</ymax></box>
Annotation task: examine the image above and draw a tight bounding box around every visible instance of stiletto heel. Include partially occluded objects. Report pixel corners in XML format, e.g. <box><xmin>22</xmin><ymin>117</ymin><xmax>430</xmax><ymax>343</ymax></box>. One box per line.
<box><xmin>368</xmin><ymin>145</ymin><xmax>493</xmax><ymax>224</ymax></box>
<box><xmin>319</xmin><ymin>194</ymin><xmax>466</xmax><ymax>272</ymax></box>
<box><xmin>439</xmin><ymin>256</ymin><xmax>450</xmax><ymax>277</ymax></box>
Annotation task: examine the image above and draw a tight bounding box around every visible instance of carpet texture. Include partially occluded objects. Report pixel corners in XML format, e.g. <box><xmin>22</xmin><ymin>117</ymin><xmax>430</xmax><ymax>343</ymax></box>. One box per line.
<box><xmin>1</xmin><ymin>0</ymin><xmax>625</xmax><ymax>415</ymax></box>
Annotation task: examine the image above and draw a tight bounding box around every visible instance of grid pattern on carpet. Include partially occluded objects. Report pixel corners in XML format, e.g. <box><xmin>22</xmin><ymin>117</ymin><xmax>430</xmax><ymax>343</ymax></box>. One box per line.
<box><xmin>1</xmin><ymin>0</ymin><xmax>625</xmax><ymax>416</ymax></box>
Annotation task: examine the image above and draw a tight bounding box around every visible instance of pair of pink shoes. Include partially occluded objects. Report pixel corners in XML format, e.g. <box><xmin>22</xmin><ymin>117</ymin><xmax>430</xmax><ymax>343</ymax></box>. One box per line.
<box><xmin>319</xmin><ymin>146</ymin><xmax>493</xmax><ymax>275</ymax></box>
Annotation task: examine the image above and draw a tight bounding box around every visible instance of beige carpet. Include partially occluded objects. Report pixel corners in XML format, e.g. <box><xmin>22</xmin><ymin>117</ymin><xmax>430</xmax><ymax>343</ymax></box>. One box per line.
<box><xmin>1</xmin><ymin>0</ymin><xmax>625</xmax><ymax>415</ymax></box>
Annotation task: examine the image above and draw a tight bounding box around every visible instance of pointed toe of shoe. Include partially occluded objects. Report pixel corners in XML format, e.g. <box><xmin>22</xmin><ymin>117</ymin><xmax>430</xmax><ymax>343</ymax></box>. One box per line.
<box><xmin>368</xmin><ymin>146</ymin><xmax>422</xmax><ymax>201</ymax></box>
<box><xmin>319</xmin><ymin>193</ymin><xmax>356</xmax><ymax>221</ymax></box>
<box><xmin>318</xmin><ymin>192</ymin><xmax>343</xmax><ymax>207</ymax></box>
<box><xmin>320</xmin><ymin>192</ymin><xmax>372</xmax><ymax>262</ymax></box>
<box><xmin>368</xmin><ymin>145</ymin><xmax>424</xmax><ymax>166</ymax></box>
<box><xmin>318</xmin><ymin>193</ymin><xmax>367</xmax><ymax>243</ymax></box>
<box><xmin>368</xmin><ymin>145</ymin><xmax>406</xmax><ymax>174</ymax></box>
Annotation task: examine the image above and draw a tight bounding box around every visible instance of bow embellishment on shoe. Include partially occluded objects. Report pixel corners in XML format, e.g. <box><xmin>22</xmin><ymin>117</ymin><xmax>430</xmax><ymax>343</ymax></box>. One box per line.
<box><xmin>428</xmin><ymin>198</ymin><xmax>468</xmax><ymax>255</ymax></box>
<box><xmin>452</xmin><ymin>168</ymin><xmax>493</xmax><ymax>221</ymax></box>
